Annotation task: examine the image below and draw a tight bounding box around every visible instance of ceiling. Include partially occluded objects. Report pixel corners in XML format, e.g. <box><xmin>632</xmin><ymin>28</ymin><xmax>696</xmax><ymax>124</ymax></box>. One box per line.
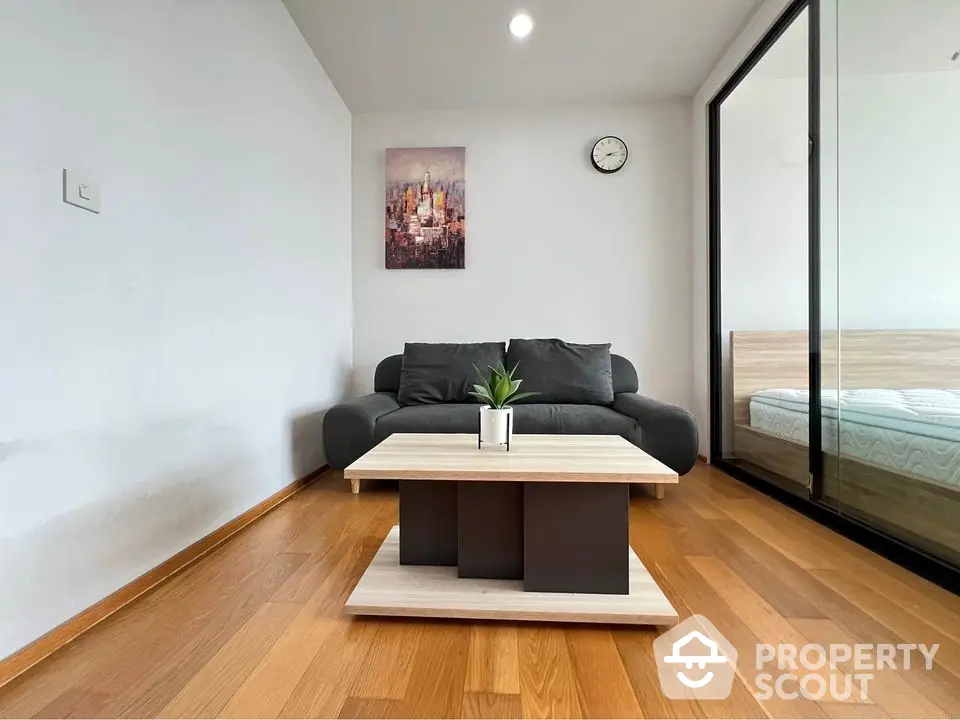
<box><xmin>282</xmin><ymin>0</ymin><xmax>764</xmax><ymax>113</ymax></box>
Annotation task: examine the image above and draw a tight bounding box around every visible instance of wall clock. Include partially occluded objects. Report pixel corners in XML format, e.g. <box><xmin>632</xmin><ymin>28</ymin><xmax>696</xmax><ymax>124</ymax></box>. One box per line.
<box><xmin>591</xmin><ymin>136</ymin><xmax>628</xmax><ymax>174</ymax></box>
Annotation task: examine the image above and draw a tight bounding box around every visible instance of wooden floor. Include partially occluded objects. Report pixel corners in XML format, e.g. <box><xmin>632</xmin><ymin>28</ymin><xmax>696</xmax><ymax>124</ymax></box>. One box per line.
<box><xmin>2</xmin><ymin>464</ymin><xmax>960</xmax><ymax>718</ymax></box>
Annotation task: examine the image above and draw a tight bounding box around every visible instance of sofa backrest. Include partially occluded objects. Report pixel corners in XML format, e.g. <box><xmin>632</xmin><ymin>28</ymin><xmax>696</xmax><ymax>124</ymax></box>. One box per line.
<box><xmin>374</xmin><ymin>352</ymin><xmax>639</xmax><ymax>396</ymax></box>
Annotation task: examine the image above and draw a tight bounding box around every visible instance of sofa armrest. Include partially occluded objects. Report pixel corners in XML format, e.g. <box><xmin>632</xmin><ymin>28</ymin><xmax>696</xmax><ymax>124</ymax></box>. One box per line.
<box><xmin>322</xmin><ymin>393</ymin><xmax>400</xmax><ymax>469</ymax></box>
<box><xmin>613</xmin><ymin>393</ymin><xmax>699</xmax><ymax>475</ymax></box>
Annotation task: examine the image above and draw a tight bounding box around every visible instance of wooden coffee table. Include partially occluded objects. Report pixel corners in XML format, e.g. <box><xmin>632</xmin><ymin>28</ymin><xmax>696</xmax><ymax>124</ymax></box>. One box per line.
<box><xmin>343</xmin><ymin>433</ymin><xmax>679</xmax><ymax>625</ymax></box>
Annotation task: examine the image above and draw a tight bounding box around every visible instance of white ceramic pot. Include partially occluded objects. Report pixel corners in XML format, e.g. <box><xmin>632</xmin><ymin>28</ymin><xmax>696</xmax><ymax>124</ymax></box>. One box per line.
<box><xmin>479</xmin><ymin>406</ymin><xmax>513</xmax><ymax>447</ymax></box>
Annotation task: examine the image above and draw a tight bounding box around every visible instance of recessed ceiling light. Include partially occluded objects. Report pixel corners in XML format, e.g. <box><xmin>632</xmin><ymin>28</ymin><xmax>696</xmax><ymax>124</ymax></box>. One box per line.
<box><xmin>509</xmin><ymin>13</ymin><xmax>534</xmax><ymax>39</ymax></box>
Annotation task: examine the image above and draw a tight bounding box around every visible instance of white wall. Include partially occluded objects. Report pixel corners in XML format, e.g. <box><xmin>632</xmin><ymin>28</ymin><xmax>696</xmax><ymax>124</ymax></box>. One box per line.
<box><xmin>0</xmin><ymin>0</ymin><xmax>351</xmax><ymax>659</ymax></box>
<box><xmin>351</xmin><ymin>105</ymin><xmax>693</xmax><ymax>409</ymax></box>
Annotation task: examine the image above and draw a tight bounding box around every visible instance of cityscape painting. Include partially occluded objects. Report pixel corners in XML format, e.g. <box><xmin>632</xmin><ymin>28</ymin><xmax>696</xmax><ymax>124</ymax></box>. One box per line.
<box><xmin>385</xmin><ymin>146</ymin><xmax>465</xmax><ymax>269</ymax></box>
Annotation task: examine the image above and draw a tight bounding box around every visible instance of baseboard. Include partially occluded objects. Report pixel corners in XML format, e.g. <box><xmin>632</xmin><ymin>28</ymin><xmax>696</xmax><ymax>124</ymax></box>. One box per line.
<box><xmin>0</xmin><ymin>464</ymin><xmax>329</xmax><ymax>688</ymax></box>
<box><xmin>697</xmin><ymin>454</ymin><xmax>708</xmax><ymax>464</ymax></box>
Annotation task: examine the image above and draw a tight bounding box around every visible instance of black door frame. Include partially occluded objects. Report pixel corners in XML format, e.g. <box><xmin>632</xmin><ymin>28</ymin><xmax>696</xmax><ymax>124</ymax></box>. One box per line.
<box><xmin>706</xmin><ymin>0</ymin><xmax>960</xmax><ymax>593</ymax></box>
<box><xmin>708</xmin><ymin>0</ymin><xmax>817</xmax><ymax>497</ymax></box>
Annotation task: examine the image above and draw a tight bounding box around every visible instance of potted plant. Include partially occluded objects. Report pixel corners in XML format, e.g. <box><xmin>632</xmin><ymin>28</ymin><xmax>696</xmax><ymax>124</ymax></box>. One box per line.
<box><xmin>470</xmin><ymin>363</ymin><xmax>537</xmax><ymax>448</ymax></box>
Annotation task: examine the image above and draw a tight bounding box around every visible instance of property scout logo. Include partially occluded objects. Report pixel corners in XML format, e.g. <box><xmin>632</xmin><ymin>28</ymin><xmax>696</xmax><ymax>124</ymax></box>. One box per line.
<box><xmin>654</xmin><ymin>616</ymin><xmax>738</xmax><ymax>700</ymax></box>
<box><xmin>654</xmin><ymin>615</ymin><xmax>939</xmax><ymax>702</ymax></box>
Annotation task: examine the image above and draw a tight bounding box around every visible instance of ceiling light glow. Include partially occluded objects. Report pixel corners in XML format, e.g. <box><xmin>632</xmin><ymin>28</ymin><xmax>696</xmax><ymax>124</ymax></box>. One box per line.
<box><xmin>509</xmin><ymin>13</ymin><xmax>534</xmax><ymax>39</ymax></box>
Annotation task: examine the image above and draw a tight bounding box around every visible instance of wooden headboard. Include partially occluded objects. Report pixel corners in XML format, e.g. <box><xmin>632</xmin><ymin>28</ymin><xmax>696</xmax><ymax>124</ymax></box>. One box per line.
<box><xmin>730</xmin><ymin>330</ymin><xmax>960</xmax><ymax>427</ymax></box>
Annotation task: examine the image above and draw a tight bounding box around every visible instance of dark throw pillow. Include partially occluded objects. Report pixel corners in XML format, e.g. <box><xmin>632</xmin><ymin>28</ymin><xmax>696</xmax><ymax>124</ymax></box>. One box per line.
<box><xmin>398</xmin><ymin>342</ymin><xmax>506</xmax><ymax>405</ymax></box>
<box><xmin>506</xmin><ymin>338</ymin><xmax>614</xmax><ymax>405</ymax></box>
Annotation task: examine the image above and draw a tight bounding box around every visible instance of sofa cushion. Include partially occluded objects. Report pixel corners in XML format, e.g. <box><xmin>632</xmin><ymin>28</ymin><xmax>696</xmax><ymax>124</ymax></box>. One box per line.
<box><xmin>375</xmin><ymin>403</ymin><xmax>481</xmax><ymax>440</ymax></box>
<box><xmin>506</xmin><ymin>338</ymin><xmax>614</xmax><ymax>405</ymax></box>
<box><xmin>374</xmin><ymin>403</ymin><xmax>636</xmax><ymax>442</ymax></box>
<box><xmin>397</xmin><ymin>342</ymin><xmax>506</xmax><ymax>405</ymax></box>
<box><xmin>514</xmin><ymin>404</ymin><xmax>635</xmax><ymax>435</ymax></box>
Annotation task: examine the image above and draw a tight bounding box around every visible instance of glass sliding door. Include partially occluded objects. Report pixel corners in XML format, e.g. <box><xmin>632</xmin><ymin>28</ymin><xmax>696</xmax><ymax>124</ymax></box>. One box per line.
<box><xmin>823</xmin><ymin>0</ymin><xmax>960</xmax><ymax>565</ymax></box>
<box><xmin>711</xmin><ymin>0</ymin><xmax>960</xmax><ymax>586</ymax></box>
<box><xmin>711</xmin><ymin>2</ymin><xmax>814</xmax><ymax>496</ymax></box>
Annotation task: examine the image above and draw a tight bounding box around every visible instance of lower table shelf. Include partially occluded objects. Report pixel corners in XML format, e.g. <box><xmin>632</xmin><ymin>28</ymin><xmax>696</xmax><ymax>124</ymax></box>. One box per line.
<box><xmin>344</xmin><ymin>525</ymin><xmax>679</xmax><ymax>626</ymax></box>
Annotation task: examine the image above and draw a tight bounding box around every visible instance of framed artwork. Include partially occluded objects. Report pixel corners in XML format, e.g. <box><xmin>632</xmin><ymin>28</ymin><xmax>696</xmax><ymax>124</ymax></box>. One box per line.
<box><xmin>385</xmin><ymin>147</ymin><xmax>465</xmax><ymax>269</ymax></box>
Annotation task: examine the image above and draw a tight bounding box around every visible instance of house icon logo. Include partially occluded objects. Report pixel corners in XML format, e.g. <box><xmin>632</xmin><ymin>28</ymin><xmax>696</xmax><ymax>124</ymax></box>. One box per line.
<box><xmin>653</xmin><ymin>615</ymin><xmax>738</xmax><ymax>700</ymax></box>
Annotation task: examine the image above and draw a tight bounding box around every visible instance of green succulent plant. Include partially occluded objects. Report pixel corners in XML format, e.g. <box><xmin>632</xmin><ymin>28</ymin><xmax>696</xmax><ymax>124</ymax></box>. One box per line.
<box><xmin>469</xmin><ymin>362</ymin><xmax>538</xmax><ymax>409</ymax></box>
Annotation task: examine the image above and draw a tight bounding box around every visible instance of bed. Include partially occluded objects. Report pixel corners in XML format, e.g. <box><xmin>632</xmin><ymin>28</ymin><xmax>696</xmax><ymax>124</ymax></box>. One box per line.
<box><xmin>750</xmin><ymin>388</ymin><xmax>960</xmax><ymax>487</ymax></box>
<box><xmin>730</xmin><ymin>330</ymin><xmax>960</xmax><ymax>565</ymax></box>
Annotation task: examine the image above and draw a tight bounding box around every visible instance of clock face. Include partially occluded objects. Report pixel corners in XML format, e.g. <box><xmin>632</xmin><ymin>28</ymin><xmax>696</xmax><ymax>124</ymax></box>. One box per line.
<box><xmin>591</xmin><ymin>136</ymin><xmax>628</xmax><ymax>174</ymax></box>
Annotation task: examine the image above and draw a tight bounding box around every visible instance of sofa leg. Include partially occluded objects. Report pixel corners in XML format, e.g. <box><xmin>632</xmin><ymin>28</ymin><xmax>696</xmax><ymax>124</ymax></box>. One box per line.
<box><xmin>350</xmin><ymin>478</ymin><xmax>360</xmax><ymax>495</ymax></box>
<box><xmin>655</xmin><ymin>483</ymin><xmax>665</xmax><ymax>501</ymax></box>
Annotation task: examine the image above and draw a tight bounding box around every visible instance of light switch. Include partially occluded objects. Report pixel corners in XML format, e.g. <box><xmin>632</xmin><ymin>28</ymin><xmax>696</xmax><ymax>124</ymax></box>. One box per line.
<box><xmin>63</xmin><ymin>169</ymin><xmax>101</xmax><ymax>213</ymax></box>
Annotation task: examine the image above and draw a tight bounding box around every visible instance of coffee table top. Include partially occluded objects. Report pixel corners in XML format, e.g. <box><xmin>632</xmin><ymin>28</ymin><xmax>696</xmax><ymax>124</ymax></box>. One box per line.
<box><xmin>343</xmin><ymin>433</ymin><xmax>678</xmax><ymax>484</ymax></box>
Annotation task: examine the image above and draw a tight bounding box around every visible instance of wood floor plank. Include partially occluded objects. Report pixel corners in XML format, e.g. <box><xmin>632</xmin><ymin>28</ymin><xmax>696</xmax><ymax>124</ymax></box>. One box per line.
<box><xmin>284</xmin><ymin>491</ymin><xmax>395</xmax><ymax>558</ymax></box>
<box><xmin>672</xmin><ymin>482</ymin><xmax>729</xmax><ymax>520</ymax></box>
<box><xmin>97</xmin><ymin>552</ymin><xmax>309</xmax><ymax>718</ymax></box>
<box><xmin>216</xmin><ymin>607</ymin><xmax>339</xmax><ymax>718</ymax></box>
<box><xmin>755</xmin><ymin>499</ymin><xmax>960</xmax><ymax>628</ymax></box>
<box><xmin>818</xmin><ymin>702</ymin><xmax>889</xmax><ymax>718</ymax></box>
<box><xmin>565</xmin><ymin>628</ymin><xmax>642</xmax><ymax>718</ymax></box>
<box><xmin>756</xmin><ymin>497</ymin><xmax>960</xmax><ymax>614</ymax></box>
<box><xmin>0</xmin><ymin>529</ymin><xmax>309</xmax><ymax>718</ymax></box>
<box><xmin>338</xmin><ymin>697</ymin><xmax>406</xmax><ymax>719</ymax></box>
<box><xmin>657</xmin><ymin>496</ymin><xmax>824</xmax><ymax>620</ymax></box>
<box><xmin>464</xmin><ymin>624</ymin><xmax>520</xmax><ymax>695</ymax></box>
<box><xmin>403</xmin><ymin>622</ymin><xmax>470</xmax><ymax>718</ymax></box>
<box><xmin>278</xmin><ymin>619</ymin><xmax>379</xmax><ymax>718</ymax></box>
<box><xmin>17</xmin><ymin>549</ymin><xmax>307</xmax><ymax>720</ymax></box>
<box><xmin>721</xmin><ymin>518</ymin><xmax>960</xmax><ymax>717</ymax></box>
<box><xmin>717</xmin><ymin>502</ymin><xmax>838</xmax><ymax>571</ymax></box>
<box><xmin>789</xmin><ymin>618</ymin><xmax>946</xmax><ymax>719</ymax></box>
<box><xmin>613</xmin><ymin>627</ymin><xmax>705</xmax><ymax>719</ymax></box>
<box><xmin>3</xmin><ymin>467</ymin><xmax>960</xmax><ymax>720</ymax></box>
<box><xmin>698</xmin><ymin>676</ymin><xmax>776</xmax><ymax>720</ymax></box>
<box><xmin>158</xmin><ymin>600</ymin><xmax>299</xmax><ymax>718</ymax></box>
<box><xmin>349</xmin><ymin>620</ymin><xmax>425</xmax><ymax>699</ymax></box>
<box><xmin>270</xmin><ymin>543</ymin><xmax>344</xmax><ymax>604</ymax></box>
<box><xmin>460</xmin><ymin>692</ymin><xmax>522</xmax><ymax>719</ymax></box>
<box><xmin>629</xmin><ymin>502</ymin><xmax>690</xmax><ymax>565</ymax></box>
<box><xmin>282</xmin><ymin>497</ymin><xmax>369</xmax><ymax>556</ymax></box>
<box><xmin>809</xmin><ymin>569</ymin><xmax>960</xmax><ymax>679</ymax></box>
<box><xmin>653</xmin><ymin>559</ymin><xmax>794</xmax><ymax>719</ymax></box>
<box><xmin>517</xmin><ymin>627</ymin><xmax>583</xmax><ymax>719</ymax></box>
<box><xmin>395</xmin><ymin>622</ymin><xmax>471</xmax><ymax>719</ymax></box>
<box><xmin>689</xmin><ymin>555</ymin><xmax>872</xmax><ymax>715</ymax></box>
<box><xmin>827</xmin><ymin>562</ymin><xmax>960</xmax><ymax>644</ymax></box>
<box><xmin>31</xmin><ymin>688</ymin><xmax>110</xmax><ymax>719</ymax></box>
<box><xmin>651</xmin><ymin>497</ymin><xmax>727</xmax><ymax>559</ymax></box>
<box><xmin>0</xmin><ymin>644</ymin><xmax>105</xmax><ymax>719</ymax></box>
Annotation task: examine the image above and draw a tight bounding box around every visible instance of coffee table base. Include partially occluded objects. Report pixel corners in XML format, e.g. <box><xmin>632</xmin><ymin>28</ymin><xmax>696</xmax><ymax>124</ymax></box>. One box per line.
<box><xmin>345</xmin><ymin>526</ymin><xmax>679</xmax><ymax>626</ymax></box>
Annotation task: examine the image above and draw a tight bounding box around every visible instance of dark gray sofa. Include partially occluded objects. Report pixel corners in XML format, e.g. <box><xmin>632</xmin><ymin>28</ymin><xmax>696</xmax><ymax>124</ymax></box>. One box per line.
<box><xmin>323</xmin><ymin>348</ymin><xmax>698</xmax><ymax>482</ymax></box>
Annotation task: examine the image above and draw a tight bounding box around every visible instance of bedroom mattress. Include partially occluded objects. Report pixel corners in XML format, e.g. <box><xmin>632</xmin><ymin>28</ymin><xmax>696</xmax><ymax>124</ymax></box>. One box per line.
<box><xmin>749</xmin><ymin>388</ymin><xmax>960</xmax><ymax>487</ymax></box>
